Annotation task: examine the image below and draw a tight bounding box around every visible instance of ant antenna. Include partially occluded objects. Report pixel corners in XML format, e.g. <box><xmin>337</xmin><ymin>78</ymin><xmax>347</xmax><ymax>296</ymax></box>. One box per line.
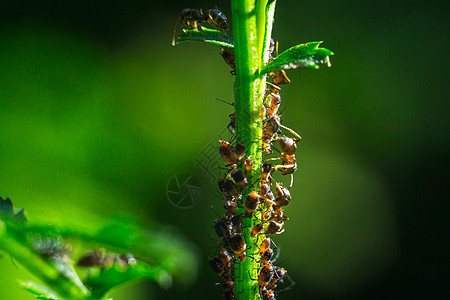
<box><xmin>214</xmin><ymin>97</ymin><xmax>235</xmax><ymax>106</ymax></box>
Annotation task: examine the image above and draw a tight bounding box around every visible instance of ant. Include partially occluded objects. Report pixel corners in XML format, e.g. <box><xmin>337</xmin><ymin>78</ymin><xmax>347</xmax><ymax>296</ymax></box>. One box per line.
<box><xmin>220</xmin><ymin>47</ymin><xmax>236</xmax><ymax>75</ymax></box>
<box><xmin>266</xmin><ymin>136</ymin><xmax>301</xmax><ymax>187</ymax></box>
<box><xmin>258</xmin><ymin>263</ymin><xmax>275</xmax><ymax>290</ymax></box>
<box><xmin>244</xmin><ymin>191</ymin><xmax>260</xmax><ymax>218</ymax></box>
<box><xmin>172</xmin><ymin>8</ymin><xmax>228</xmax><ymax>46</ymax></box>
<box><xmin>265</xmin><ymin>220</ymin><xmax>285</xmax><ymax>235</ymax></box>
<box><xmin>269</xmin><ymin>39</ymin><xmax>291</xmax><ymax>86</ymax></box>
<box><xmin>250</xmin><ymin>223</ymin><xmax>264</xmax><ymax>238</ymax></box>
<box><xmin>77</xmin><ymin>249</ymin><xmax>136</xmax><ymax>269</ymax></box>
<box><xmin>226</xmin><ymin>233</ymin><xmax>247</xmax><ymax>261</ymax></box>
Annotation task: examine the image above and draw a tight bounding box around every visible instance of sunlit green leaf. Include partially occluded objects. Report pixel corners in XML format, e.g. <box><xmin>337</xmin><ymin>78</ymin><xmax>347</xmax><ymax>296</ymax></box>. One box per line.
<box><xmin>261</xmin><ymin>41</ymin><xmax>334</xmax><ymax>75</ymax></box>
<box><xmin>175</xmin><ymin>28</ymin><xmax>234</xmax><ymax>48</ymax></box>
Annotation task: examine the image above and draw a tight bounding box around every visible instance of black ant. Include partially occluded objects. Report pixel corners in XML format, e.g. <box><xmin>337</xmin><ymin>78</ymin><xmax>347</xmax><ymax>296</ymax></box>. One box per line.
<box><xmin>220</xmin><ymin>47</ymin><xmax>236</xmax><ymax>75</ymax></box>
<box><xmin>172</xmin><ymin>8</ymin><xmax>228</xmax><ymax>46</ymax></box>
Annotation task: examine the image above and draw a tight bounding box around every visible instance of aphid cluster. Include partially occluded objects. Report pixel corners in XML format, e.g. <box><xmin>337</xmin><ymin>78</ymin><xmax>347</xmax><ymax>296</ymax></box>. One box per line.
<box><xmin>173</xmin><ymin>8</ymin><xmax>298</xmax><ymax>300</ymax></box>
<box><xmin>212</xmin><ymin>39</ymin><xmax>298</xmax><ymax>299</ymax></box>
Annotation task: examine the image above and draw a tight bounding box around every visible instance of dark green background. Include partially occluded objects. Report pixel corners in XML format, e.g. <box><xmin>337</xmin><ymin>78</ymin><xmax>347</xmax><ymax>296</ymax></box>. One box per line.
<box><xmin>0</xmin><ymin>0</ymin><xmax>448</xmax><ymax>299</ymax></box>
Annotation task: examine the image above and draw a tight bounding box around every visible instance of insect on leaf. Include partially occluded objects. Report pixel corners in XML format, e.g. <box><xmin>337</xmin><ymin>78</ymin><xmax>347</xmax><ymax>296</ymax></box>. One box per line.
<box><xmin>261</xmin><ymin>41</ymin><xmax>334</xmax><ymax>75</ymax></box>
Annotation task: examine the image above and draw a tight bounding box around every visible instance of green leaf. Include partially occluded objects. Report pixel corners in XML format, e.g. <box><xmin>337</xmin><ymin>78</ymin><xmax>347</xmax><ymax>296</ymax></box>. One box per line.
<box><xmin>175</xmin><ymin>28</ymin><xmax>234</xmax><ymax>48</ymax></box>
<box><xmin>85</xmin><ymin>263</ymin><xmax>172</xmax><ymax>298</ymax></box>
<box><xmin>26</xmin><ymin>219</ymin><xmax>199</xmax><ymax>286</ymax></box>
<box><xmin>0</xmin><ymin>196</ymin><xmax>27</xmax><ymax>224</ymax></box>
<box><xmin>19</xmin><ymin>281</ymin><xmax>60</xmax><ymax>300</ymax></box>
<box><xmin>260</xmin><ymin>41</ymin><xmax>334</xmax><ymax>75</ymax></box>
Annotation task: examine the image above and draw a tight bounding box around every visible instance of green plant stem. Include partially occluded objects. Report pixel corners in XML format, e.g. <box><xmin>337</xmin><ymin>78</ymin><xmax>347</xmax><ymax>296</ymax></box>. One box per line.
<box><xmin>0</xmin><ymin>221</ymin><xmax>93</xmax><ymax>300</ymax></box>
<box><xmin>231</xmin><ymin>0</ymin><xmax>275</xmax><ymax>299</ymax></box>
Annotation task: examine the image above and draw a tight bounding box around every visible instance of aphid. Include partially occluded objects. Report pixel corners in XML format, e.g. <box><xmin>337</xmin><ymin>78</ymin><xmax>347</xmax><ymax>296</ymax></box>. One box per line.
<box><xmin>262</xmin><ymin>117</ymin><xmax>280</xmax><ymax>153</ymax></box>
<box><xmin>219</xmin><ymin>140</ymin><xmax>236</xmax><ymax>167</ymax></box>
<box><xmin>227</xmin><ymin>234</ymin><xmax>246</xmax><ymax>261</ymax></box>
<box><xmin>265</xmin><ymin>90</ymin><xmax>282</xmax><ymax>119</ymax></box>
<box><xmin>172</xmin><ymin>8</ymin><xmax>228</xmax><ymax>46</ymax></box>
<box><xmin>220</xmin><ymin>47</ymin><xmax>236</xmax><ymax>75</ymax></box>
<box><xmin>233</xmin><ymin>142</ymin><xmax>246</xmax><ymax>162</ymax></box>
<box><xmin>244</xmin><ymin>156</ymin><xmax>253</xmax><ymax>175</ymax></box>
<box><xmin>209</xmin><ymin>255</ymin><xmax>226</xmax><ymax>277</ymax></box>
<box><xmin>250</xmin><ymin>223</ymin><xmax>264</xmax><ymax>238</ymax></box>
<box><xmin>260</xmin><ymin>162</ymin><xmax>272</xmax><ymax>185</ymax></box>
<box><xmin>215</xmin><ymin>218</ymin><xmax>232</xmax><ymax>241</ymax></box>
<box><xmin>218</xmin><ymin>178</ymin><xmax>241</xmax><ymax>199</ymax></box>
<box><xmin>224</xmin><ymin>200</ymin><xmax>237</xmax><ymax>216</ymax></box>
<box><xmin>261</xmin><ymin>248</ymin><xmax>274</xmax><ymax>265</ymax></box>
<box><xmin>219</xmin><ymin>249</ymin><xmax>232</xmax><ymax>270</ymax></box>
<box><xmin>258</xmin><ymin>263</ymin><xmax>274</xmax><ymax>290</ymax></box>
<box><xmin>222</xmin><ymin>280</ymin><xmax>236</xmax><ymax>300</ymax></box>
<box><xmin>230</xmin><ymin>169</ymin><xmax>248</xmax><ymax>189</ymax></box>
<box><xmin>265</xmin><ymin>221</ymin><xmax>284</xmax><ymax>235</ymax></box>
<box><xmin>274</xmin><ymin>182</ymin><xmax>291</xmax><ymax>207</ymax></box>
<box><xmin>244</xmin><ymin>191</ymin><xmax>259</xmax><ymax>218</ymax></box>
<box><xmin>210</xmin><ymin>251</ymin><xmax>232</xmax><ymax>281</ymax></box>
<box><xmin>231</xmin><ymin>214</ymin><xmax>243</xmax><ymax>234</ymax></box>
<box><xmin>259</xmin><ymin>238</ymin><xmax>272</xmax><ymax>255</ymax></box>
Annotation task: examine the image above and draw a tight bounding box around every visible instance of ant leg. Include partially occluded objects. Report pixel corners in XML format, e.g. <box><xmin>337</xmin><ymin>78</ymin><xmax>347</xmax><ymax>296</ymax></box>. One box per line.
<box><xmin>171</xmin><ymin>16</ymin><xmax>182</xmax><ymax>46</ymax></box>
<box><xmin>288</xmin><ymin>173</ymin><xmax>294</xmax><ymax>189</ymax></box>
<box><xmin>277</xmin><ymin>121</ymin><xmax>302</xmax><ymax>141</ymax></box>
<box><xmin>265</xmin><ymin>81</ymin><xmax>282</xmax><ymax>91</ymax></box>
<box><xmin>265</xmin><ymin>157</ymin><xmax>283</xmax><ymax>162</ymax></box>
<box><xmin>276</xmin><ymin>272</ymin><xmax>296</xmax><ymax>293</ymax></box>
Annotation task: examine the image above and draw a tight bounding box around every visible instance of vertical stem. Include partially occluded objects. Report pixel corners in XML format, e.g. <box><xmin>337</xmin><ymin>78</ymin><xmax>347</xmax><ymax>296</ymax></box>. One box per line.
<box><xmin>231</xmin><ymin>0</ymin><xmax>275</xmax><ymax>299</ymax></box>
<box><xmin>231</xmin><ymin>0</ymin><xmax>261</xmax><ymax>299</ymax></box>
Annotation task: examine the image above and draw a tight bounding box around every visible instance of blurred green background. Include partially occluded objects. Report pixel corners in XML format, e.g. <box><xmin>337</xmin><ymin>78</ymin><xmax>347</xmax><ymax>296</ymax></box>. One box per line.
<box><xmin>0</xmin><ymin>0</ymin><xmax>448</xmax><ymax>299</ymax></box>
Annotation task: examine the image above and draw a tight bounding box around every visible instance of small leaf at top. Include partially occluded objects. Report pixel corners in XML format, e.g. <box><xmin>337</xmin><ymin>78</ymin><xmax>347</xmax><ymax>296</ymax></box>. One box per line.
<box><xmin>261</xmin><ymin>41</ymin><xmax>334</xmax><ymax>75</ymax></box>
<box><xmin>175</xmin><ymin>28</ymin><xmax>234</xmax><ymax>48</ymax></box>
